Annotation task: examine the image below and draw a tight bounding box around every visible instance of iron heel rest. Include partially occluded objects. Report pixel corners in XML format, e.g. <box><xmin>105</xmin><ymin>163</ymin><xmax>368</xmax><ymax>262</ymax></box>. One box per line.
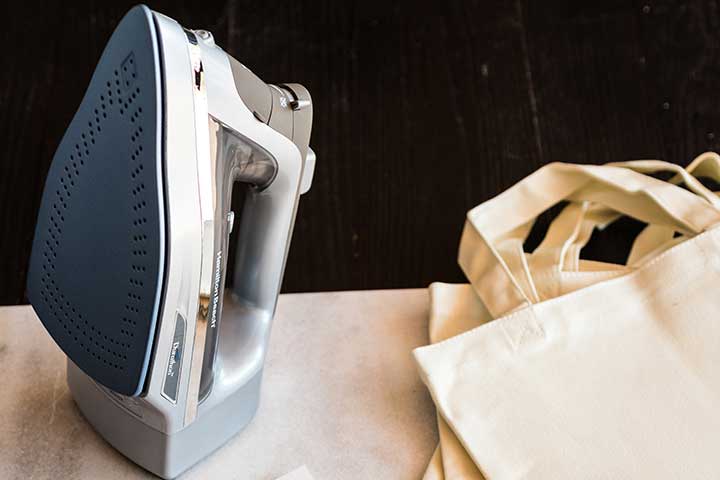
<box><xmin>26</xmin><ymin>5</ymin><xmax>315</xmax><ymax>478</ymax></box>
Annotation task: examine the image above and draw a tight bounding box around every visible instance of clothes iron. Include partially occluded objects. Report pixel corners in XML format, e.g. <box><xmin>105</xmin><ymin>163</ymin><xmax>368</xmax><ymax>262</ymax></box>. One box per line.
<box><xmin>26</xmin><ymin>5</ymin><xmax>315</xmax><ymax>478</ymax></box>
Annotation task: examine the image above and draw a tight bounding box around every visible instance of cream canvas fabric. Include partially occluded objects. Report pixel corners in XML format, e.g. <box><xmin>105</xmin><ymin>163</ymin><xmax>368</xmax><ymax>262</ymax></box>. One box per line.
<box><xmin>415</xmin><ymin>157</ymin><xmax>720</xmax><ymax>479</ymax></box>
<box><xmin>422</xmin><ymin>204</ymin><xmax>634</xmax><ymax>480</ymax></box>
<box><xmin>422</xmin><ymin>284</ymin><xmax>491</xmax><ymax>480</ymax></box>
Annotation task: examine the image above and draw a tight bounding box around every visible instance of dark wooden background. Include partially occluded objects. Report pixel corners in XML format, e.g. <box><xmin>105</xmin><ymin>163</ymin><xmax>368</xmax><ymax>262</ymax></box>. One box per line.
<box><xmin>2</xmin><ymin>0</ymin><xmax>719</xmax><ymax>304</ymax></box>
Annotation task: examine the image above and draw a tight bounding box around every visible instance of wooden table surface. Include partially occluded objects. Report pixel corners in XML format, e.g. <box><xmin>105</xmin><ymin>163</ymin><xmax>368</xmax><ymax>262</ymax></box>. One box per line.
<box><xmin>3</xmin><ymin>1</ymin><xmax>719</xmax><ymax>304</ymax></box>
<box><xmin>0</xmin><ymin>289</ymin><xmax>437</xmax><ymax>479</ymax></box>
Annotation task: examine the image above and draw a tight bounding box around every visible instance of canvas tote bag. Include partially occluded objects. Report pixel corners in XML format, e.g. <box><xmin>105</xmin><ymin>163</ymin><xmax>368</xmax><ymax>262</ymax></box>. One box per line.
<box><xmin>422</xmin><ymin>201</ymin><xmax>637</xmax><ymax>480</ymax></box>
<box><xmin>415</xmin><ymin>161</ymin><xmax>720</xmax><ymax>479</ymax></box>
<box><xmin>423</xmin><ymin>198</ymin><xmax>636</xmax><ymax>480</ymax></box>
<box><xmin>422</xmin><ymin>155</ymin><xmax>720</xmax><ymax>480</ymax></box>
<box><xmin>422</xmin><ymin>173</ymin><xmax>651</xmax><ymax>480</ymax></box>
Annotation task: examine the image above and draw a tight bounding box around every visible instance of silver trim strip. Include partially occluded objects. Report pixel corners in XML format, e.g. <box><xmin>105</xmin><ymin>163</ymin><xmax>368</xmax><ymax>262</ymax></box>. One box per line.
<box><xmin>184</xmin><ymin>37</ymin><xmax>212</xmax><ymax>425</ymax></box>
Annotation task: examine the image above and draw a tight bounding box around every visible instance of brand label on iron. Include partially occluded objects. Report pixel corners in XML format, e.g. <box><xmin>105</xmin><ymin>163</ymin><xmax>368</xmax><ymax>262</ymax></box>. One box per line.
<box><xmin>209</xmin><ymin>250</ymin><xmax>222</xmax><ymax>329</ymax></box>
<box><xmin>162</xmin><ymin>312</ymin><xmax>186</xmax><ymax>403</ymax></box>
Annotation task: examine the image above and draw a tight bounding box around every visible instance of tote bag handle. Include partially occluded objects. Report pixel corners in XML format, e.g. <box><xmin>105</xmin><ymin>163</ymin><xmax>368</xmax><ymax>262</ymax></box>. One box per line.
<box><xmin>612</xmin><ymin>157</ymin><xmax>720</xmax><ymax>265</ymax></box>
<box><xmin>459</xmin><ymin>162</ymin><xmax>720</xmax><ymax>318</ymax></box>
<box><xmin>542</xmin><ymin>159</ymin><xmax>720</xmax><ymax>270</ymax></box>
<box><xmin>496</xmin><ymin>203</ymin><xmax>623</xmax><ymax>305</ymax></box>
<box><xmin>531</xmin><ymin>202</ymin><xmax>619</xmax><ymax>272</ymax></box>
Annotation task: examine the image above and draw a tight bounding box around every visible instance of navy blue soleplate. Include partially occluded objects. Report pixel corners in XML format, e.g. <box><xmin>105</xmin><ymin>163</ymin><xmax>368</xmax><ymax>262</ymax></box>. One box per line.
<box><xmin>27</xmin><ymin>5</ymin><xmax>165</xmax><ymax>396</ymax></box>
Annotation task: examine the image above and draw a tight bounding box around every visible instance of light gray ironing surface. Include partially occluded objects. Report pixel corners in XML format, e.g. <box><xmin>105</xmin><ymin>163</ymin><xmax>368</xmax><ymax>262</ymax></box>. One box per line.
<box><xmin>0</xmin><ymin>290</ymin><xmax>437</xmax><ymax>479</ymax></box>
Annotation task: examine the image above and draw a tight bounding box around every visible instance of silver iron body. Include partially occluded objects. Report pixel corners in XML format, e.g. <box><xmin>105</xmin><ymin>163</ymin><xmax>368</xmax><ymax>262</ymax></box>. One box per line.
<box><xmin>66</xmin><ymin>7</ymin><xmax>315</xmax><ymax>478</ymax></box>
